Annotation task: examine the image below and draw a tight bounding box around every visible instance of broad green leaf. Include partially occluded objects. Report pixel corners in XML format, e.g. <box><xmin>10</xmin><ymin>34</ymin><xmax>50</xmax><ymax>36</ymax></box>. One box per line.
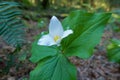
<box><xmin>30</xmin><ymin>32</ymin><xmax>57</xmax><ymax>63</ymax></box>
<box><xmin>61</xmin><ymin>10</ymin><xmax>111</xmax><ymax>59</ymax></box>
<box><xmin>107</xmin><ymin>39</ymin><xmax>120</xmax><ymax>63</ymax></box>
<box><xmin>30</xmin><ymin>54</ymin><xmax>77</xmax><ymax>80</ymax></box>
<box><xmin>30</xmin><ymin>40</ymin><xmax>58</xmax><ymax>63</ymax></box>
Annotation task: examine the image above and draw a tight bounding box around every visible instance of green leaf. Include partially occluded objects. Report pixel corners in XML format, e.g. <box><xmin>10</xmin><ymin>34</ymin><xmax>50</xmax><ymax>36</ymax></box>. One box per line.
<box><xmin>110</xmin><ymin>39</ymin><xmax>120</xmax><ymax>46</ymax></box>
<box><xmin>30</xmin><ymin>54</ymin><xmax>77</xmax><ymax>80</ymax></box>
<box><xmin>107</xmin><ymin>39</ymin><xmax>120</xmax><ymax>63</ymax></box>
<box><xmin>30</xmin><ymin>40</ymin><xmax>58</xmax><ymax>63</ymax></box>
<box><xmin>61</xmin><ymin>10</ymin><xmax>111</xmax><ymax>59</ymax></box>
<box><xmin>0</xmin><ymin>2</ymin><xmax>25</xmax><ymax>48</ymax></box>
<box><xmin>107</xmin><ymin>47</ymin><xmax>120</xmax><ymax>63</ymax></box>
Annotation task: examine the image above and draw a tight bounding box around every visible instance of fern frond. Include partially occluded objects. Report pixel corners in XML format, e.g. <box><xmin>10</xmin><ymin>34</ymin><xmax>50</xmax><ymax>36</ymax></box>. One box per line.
<box><xmin>0</xmin><ymin>2</ymin><xmax>25</xmax><ymax>48</ymax></box>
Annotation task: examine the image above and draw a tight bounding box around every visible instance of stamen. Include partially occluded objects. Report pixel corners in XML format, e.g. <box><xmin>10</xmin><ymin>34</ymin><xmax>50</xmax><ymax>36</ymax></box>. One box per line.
<box><xmin>54</xmin><ymin>35</ymin><xmax>60</xmax><ymax>42</ymax></box>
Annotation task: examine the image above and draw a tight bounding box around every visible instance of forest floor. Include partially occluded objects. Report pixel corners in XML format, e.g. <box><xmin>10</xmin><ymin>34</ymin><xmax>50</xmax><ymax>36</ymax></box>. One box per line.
<box><xmin>0</xmin><ymin>15</ymin><xmax>120</xmax><ymax>80</ymax></box>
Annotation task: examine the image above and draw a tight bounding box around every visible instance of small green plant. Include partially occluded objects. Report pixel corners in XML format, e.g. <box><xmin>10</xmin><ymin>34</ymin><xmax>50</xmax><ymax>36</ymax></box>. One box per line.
<box><xmin>107</xmin><ymin>39</ymin><xmax>120</xmax><ymax>63</ymax></box>
<box><xmin>109</xmin><ymin>14</ymin><xmax>120</xmax><ymax>32</ymax></box>
<box><xmin>30</xmin><ymin>10</ymin><xmax>111</xmax><ymax>80</ymax></box>
<box><xmin>37</xmin><ymin>18</ymin><xmax>46</xmax><ymax>28</ymax></box>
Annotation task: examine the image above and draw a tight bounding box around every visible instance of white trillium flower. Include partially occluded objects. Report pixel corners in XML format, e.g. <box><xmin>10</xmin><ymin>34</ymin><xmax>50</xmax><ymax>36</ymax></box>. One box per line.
<box><xmin>37</xmin><ymin>16</ymin><xmax>73</xmax><ymax>46</ymax></box>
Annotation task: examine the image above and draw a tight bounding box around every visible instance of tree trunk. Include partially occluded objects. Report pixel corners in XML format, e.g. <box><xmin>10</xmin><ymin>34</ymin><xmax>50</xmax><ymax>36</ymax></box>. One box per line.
<box><xmin>41</xmin><ymin>0</ymin><xmax>49</xmax><ymax>9</ymax></box>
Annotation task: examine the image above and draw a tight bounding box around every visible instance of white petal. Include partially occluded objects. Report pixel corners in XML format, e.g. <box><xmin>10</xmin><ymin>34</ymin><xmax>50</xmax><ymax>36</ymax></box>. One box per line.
<box><xmin>49</xmin><ymin>16</ymin><xmax>64</xmax><ymax>38</ymax></box>
<box><xmin>62</xmin><ymin>30</ymin><xmax>73</xmax><ymax>39</ymax></box>
<box><xmin>37</xmin><ymin>34</ymin><xmax>56</xmax><ymax>46</ymax></box>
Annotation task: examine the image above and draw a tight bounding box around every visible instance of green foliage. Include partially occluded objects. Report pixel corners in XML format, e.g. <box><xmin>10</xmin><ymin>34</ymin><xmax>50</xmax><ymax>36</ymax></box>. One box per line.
<box><xmin>109</xmin><ymin>13</ymin><xmax>120</xmax><ymax>32</ymax></box>
<box><xmin>30</xmin><ymin>10</ymin><xmax>111</xmax><ymax>80</ymax></box>
<box><xmin>21</xmin><ymin>0</ymin><xmax>33</xmax><ymax>7</ymax></box>
<box><xmin>37</xmin><ymin>19</ymin><xmax>46</xmax><ymax>28</ymax></box>
<box><xmin>30</xmin><ymin>33</ymin><xmax>77</xmax><ymax>80</ymax></box>
<box><xmin>61</xmin><ymin>10</ymin><xmax>111</xmax><ymax>59</ymax></box>
<box><xmin>0</xmin><ymin>1</ymin><xmax>26</xmax><ymax>75</ymax></box>
<box><xmin>30</xmin><ymin>54</ymin><xmax>76</xmax><ymax>80</ymax></box>
<box><xmin>0</xmin><ymin>2</ymin><xmax>25</xmax><ymax>48</ymax></box>
<box><xmin>30</xmin><ymin>40</ymin><xmax>58</xmax><ymax>63</ymax></box>
<box><xmin>107</xmin><ymin>39</ymin><xmax>120</xmax><ymax>63</ymax></box>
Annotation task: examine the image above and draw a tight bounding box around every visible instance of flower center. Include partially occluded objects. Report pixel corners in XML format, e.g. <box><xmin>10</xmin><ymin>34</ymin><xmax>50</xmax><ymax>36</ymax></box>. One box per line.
<box><xmin>54</xmin><ymin>35</ymin><xmax>60</xmax><ymax>42</ymax></box>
